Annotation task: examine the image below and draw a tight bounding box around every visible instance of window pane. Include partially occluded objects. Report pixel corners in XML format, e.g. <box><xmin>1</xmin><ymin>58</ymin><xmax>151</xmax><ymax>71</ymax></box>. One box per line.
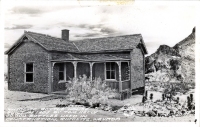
<box><xmin>106</xmin><ymin>71</ymin><xmax>110</xmax><ymax>79</ymax></box>
<box><xmin>111</xmin><ymin>62</ymin><xmax>115</xmax><ymax>70</ymax></box>
<box><xmin>59</xmin><ymin>72</ymin><xmax>64</xmax><ymax>80</ymax></box>
<box><xmin>59</xmin><ymin>63</ymin><xmax>64</xmax><ymax>71</ymax></box>
<box><xmin>106</xmin><ymin>63</ymin><xmax>110</xmax><ymax>70</ymax></box>
<box><xmin>26</xmin><ymin>63</ymin><xmax>33</xmax><ymax>72</ymax></box>
<box><xmin>111</xmin><ymin>71</ymin><xmax>115</xmax><ymax>79</ymax></box>
<box><xmin>26</xmin><ymin>73</ymin><xmax>33</xmax><ymax>82</ymax></box>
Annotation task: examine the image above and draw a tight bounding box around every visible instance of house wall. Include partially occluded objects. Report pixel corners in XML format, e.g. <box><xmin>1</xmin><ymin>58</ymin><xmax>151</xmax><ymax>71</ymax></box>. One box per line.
<box><xmin>130</xmin><ymin>47</ymin><xmax>145</xmax><ymax>90</ymax></box>
<box><xmin>8</xmin><ymin>41</ymin><xmax>50</xmax><ymax>93</ymax></box>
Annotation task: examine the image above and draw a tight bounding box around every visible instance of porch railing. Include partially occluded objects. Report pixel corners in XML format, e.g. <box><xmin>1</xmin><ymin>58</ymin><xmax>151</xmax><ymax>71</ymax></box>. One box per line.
<box><xmin>106</xmin><ymin>80</ymin><xmax>130</xmax><ymax>91</ymax></box>
<box><xmin>106</xmin><ymin>81</ymin><xmax>119</xmax><ymax>90</ymax></box>
<box><xmin>122</xmin><ymin>80</ymin><xmax>130</xmax><ymax>90</ymax></box>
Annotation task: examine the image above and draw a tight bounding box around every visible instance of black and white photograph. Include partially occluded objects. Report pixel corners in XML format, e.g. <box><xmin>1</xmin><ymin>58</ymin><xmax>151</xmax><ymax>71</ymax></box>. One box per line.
<box><xmin>1</xmin><ymin>0</ymin><xmax>199</xmax><ymax>125</ymax></box>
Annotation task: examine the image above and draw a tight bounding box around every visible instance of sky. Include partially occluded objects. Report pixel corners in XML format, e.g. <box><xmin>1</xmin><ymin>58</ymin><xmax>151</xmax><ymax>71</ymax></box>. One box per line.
<box><xmin>3</xmin><ymin>1</ymin><xmax>196</xmax><ymax>72</ymax></box>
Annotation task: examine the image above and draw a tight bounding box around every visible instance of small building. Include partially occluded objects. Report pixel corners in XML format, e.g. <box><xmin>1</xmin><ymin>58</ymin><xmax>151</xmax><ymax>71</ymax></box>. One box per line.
<box><xmin>5</xmin><ymin>29</ymin><xmax>148</xmax><ymax>97</ymax></box>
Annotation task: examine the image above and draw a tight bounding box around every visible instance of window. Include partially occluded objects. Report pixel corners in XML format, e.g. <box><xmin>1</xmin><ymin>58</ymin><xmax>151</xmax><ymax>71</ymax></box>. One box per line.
<box><xmin>106</xmin><ymin>62</ymin><xmax>116</xmax><ymax>80</ymax></box>
<box><xmin>59</xmin><ymin>63</ymin><xmax>65</xmax><ymax>81</ymax></box>
<box><xmin>25</xmin><ymin>63</ymin><xmax>34</xmax><ymax>83</ymax></box>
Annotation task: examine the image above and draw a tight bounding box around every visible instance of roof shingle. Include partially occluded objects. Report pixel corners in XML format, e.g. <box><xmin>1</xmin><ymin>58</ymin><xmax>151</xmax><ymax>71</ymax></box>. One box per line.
<box><xmin>25</xmin><ymin>31</ymin><xmax>79</xmax><ymax>52</ymax></box>
<box><xmin>72</xmin><ymin>34</ymin><xmax>143</xmax><ymax>52</ymax></box>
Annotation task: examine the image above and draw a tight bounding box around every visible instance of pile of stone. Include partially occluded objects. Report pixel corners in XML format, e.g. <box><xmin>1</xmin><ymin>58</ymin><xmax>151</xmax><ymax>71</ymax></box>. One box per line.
<box><xmin>117</xmin><ymin>100</ymin><xmax>195</xmax><ymax>117</ymax></box>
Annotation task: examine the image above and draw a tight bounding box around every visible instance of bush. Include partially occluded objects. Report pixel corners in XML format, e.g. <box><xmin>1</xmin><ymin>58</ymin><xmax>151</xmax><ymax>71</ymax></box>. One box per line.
<box><xmin>187</xmin><ymin>96</ymin><xmax>192</xmax><ymax>110</ymax></box>
<box><xmin>145</xmin><ymin>91</ymin><xmax>148</xmax><ymax>98</ymax></box>
<box><xmin>162</xmin><ymin>94</ymin><xmax>165</xmax><ymax>101</ymax></box>
<box><xmin>65</xmin><ymin>75</ymin><xmax>117</xmax><ymax>105</ymax></box>
<box><xmin>176</xmin><ymin>97</ymin><xmax>179</xmax><ymax>104</ymax></box>
<box><xmin>150</xmin><ymin>93</ymin><xmax>153</xmax><ymax>101</ymax></box>
<box><xmin>142</xmin><ymin>96</ymin><xmax>147</xmax><ymax>103</ymax></box>
<box><xmin>190</xmin><ymin>94</ymin><xmax>193</xmax><ymax>103</ymax></box>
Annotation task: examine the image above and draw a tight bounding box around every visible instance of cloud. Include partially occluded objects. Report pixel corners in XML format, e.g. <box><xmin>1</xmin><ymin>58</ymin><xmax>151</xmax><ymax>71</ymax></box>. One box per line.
<box><xmin>74</xmin><ymin>33</ymin><xmax>101</xmax><ymax>38</ymax></box>
<box><xmin>10</xmin><ymin>6</ymin><xmax>45</xmax><ymax>15</ymax></box>
<box><xmin>75</xmin><ymin>24</ymin><xmax>104</xmax><ymax>30</ymax></box>
<box><xmin>4</xmin><ymin>43</ymin><xmax>11</xmax><ymax>49</ymax></box>
<box><xmin>5</xmin><ymin>24</ymin><xmax>33</xmax><ymax>30</ymax></box>
<box><xmin>100</xmin><ymin>27</ymin><xmax>116</xmax><ymax>34</ymax></box>
<box><xmin>9</xmin><ymin>6</ymin><xmax>78</xmax><ymax>16</ymax></box>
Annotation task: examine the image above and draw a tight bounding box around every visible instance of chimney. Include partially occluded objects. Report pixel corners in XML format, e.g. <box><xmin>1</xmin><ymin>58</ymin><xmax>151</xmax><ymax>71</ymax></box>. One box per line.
<box><xmin>62</xmin><ymin>29</ymin><xmax>69</xmax><ymax>41</ymax></box>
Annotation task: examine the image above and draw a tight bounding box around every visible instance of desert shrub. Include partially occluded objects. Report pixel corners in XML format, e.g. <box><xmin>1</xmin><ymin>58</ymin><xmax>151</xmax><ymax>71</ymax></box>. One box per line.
<box><xmin>162</xmin><ymin>94</ymin><xmax>165</xmax><ymax>101</ymax></box>
<box><xmin>145</xmin><ymin>91</ymin><xmax>148</xmax><ymax>98</ymax></box>
<box><xmin>163</xmin><ymin>82</ymin><xmax>191</xmax><ymax>96</ymax></box>
<box><xmin>187</xmin><ymin>96</ymin><xmax>192</xmax><ymax>110</ymax></box>
<box><xmin>176</xmin><ymin>97</ymin><xmax>179</xmax><ymax>104</ymax></box>
<box><xmin>150</xmin><ymin>93</ymin><xmax>153</xmax><ymax>101</ymax></box>
<box><xmin>181</xmin><ymin>83</ymin><xmax>190</xmax><ymax>92</ymax></box>
<box><xmin>189</xmin><ymin>83</ymin><xmax>195</xmax><ymax>89</ymax></box>
<box><xmin>190</xmin><ymin>94</ymin><xmax>193</xmax><ymax>103</ymax></box>
<box><xmin>66</xmin><ymin>75</ymin><xmax>117</xmax><ymax>105</ymax></box>
<box><xmin>142</xmin><ymin>96</ymin><xmax>147</xmax><ymax>103</ymax></box>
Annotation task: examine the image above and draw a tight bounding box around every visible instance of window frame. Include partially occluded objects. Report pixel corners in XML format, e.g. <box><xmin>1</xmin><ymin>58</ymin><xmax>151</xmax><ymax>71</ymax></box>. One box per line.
<box><xmin>24</xmin><ymin>62</ymin><xmax>34</xmax><ymax>83</ymax></box>
<box><xmin>105</xmin><ymin>62</ymin><xmax>117</xmax><ymax>81</ymax></box>
<box><xmin>58</xmin><ymin>63</ymin><xmax>66</xmax><ymax>82</ymax></box>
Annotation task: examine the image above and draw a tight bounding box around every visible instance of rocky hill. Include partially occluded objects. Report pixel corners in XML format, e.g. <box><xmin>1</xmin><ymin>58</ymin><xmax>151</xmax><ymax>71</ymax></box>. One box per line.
<box><xmin>145</xmin><ymin>27</ymin><xmax>195</xmax><ymax>83</ymax></box>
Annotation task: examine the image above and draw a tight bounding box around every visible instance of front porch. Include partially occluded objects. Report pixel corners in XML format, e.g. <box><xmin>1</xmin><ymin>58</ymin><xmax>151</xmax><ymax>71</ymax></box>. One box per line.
<box><xmin>49</xmin><ymin>59</ymin><xmax>131</xmax><ymax>95</ymax></box>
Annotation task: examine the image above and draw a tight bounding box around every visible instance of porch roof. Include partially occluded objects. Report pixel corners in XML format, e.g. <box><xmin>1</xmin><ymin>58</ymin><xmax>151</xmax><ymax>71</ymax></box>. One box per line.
<box><xmin>51</xmin><ymin>53</ymin><xmax>130</xmax><ymax>62</ymax></box>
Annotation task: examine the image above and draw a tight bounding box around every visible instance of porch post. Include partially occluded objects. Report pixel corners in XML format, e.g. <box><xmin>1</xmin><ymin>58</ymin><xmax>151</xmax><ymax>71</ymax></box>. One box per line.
<box><xmin>51</xmin><ymin>62</ymin><xmax>56</xmax><ymax>82</ymax></box>
<box><xmin>49</xmin><ymin>62</ymin><xmax>56</xmax><ymax>93</ymax></box>
<box><xmin>72</xmin><ymin>62</ymin><xmax>77</xmax><ymax>79</ymax></box>
<box><xmin>89</xmin><ymin>62</ymin><xmax>94</xmax><ymax>81</ymax></box>
<box><xmin>117</xmin><ymin>61</ymin><xmax>122</xmax><ymax>92</ymax></box>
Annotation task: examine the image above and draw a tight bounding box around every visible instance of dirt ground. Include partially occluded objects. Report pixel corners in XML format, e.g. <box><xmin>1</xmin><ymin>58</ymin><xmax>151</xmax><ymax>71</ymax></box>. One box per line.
<box><xmin>4</xmin><ymin>82</ymin><xmax>195</xmax><ymax>122</ymax></box>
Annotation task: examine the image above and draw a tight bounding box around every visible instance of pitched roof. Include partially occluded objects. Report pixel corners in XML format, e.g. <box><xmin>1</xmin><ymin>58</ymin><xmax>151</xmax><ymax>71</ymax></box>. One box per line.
<box><xmin>25</xmin><ymin>31</ymin><xmax>79</xmax><ymax>52</ymax></box>
<box><xmin>5</xmin><ymin>31</ymin><xmax>79</xmax><ymax>54</ymax></box>
<box><xmin>72</xmin><ymin>34</ymin><xmax>145</xmax><ymax>52</ymax></box>
<box><xmin>5</xmin><ymin>31</ymin><xmax>148</xmax><ymax>54</ymax></box>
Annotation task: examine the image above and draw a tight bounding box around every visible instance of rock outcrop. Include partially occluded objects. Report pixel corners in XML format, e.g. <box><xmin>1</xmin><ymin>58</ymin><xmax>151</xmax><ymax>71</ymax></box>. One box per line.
<box><xmin>145</xmin><ymin>27</ymin><xmax>195</xmax><ymax>83</ymax></box>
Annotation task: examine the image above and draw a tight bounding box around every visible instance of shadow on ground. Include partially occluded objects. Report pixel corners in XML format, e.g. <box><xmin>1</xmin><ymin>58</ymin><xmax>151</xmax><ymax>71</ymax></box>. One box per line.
<box><xmin>18</xmin><ymin>95</ymin><xmax>66</xmax><ymax>101</ymax></box>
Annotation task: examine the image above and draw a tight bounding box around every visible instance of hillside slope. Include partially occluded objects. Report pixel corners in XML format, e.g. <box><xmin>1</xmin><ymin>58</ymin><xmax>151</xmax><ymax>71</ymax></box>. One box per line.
<box><xmin>145</xmin><ymin>28</ymin><xmax>195</xmax><ymax>83</ymax></box>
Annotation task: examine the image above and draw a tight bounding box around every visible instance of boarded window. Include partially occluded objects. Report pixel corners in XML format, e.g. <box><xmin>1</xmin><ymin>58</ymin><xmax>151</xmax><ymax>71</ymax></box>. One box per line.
<box><xmin>59</xmin><ymin>63</ymin><xmax>65</xmax><ymax>80</ymax></box>
<box><xmin>25</xmin><ymin>63</ymin><xmax>34</xmax><ymax>82</ymax></box>
<box><xmin>106</xmin><ymin>62</ymin><xmax>116</xmax><ymax>80</ymax></box>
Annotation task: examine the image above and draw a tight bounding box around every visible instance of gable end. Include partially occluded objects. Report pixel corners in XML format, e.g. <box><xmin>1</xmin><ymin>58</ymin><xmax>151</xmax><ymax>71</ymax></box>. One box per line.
<box><xmin>5</xmin><ymin>34</ymin><xmax>48</xmax><ymax>55</ymax></box>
